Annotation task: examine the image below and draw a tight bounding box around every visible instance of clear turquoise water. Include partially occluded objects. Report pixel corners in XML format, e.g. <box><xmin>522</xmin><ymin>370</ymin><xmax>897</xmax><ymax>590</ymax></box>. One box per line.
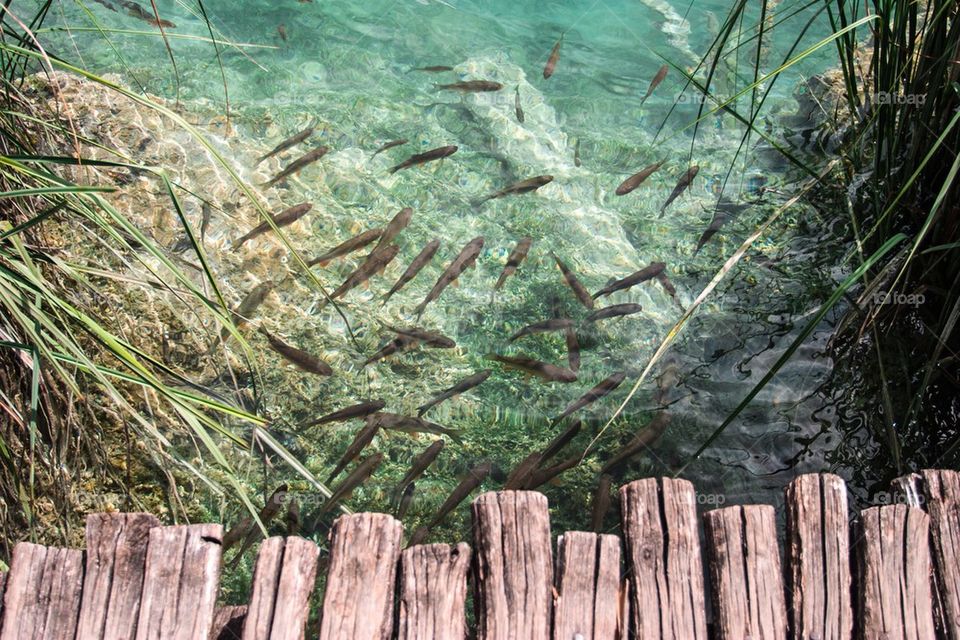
<box><xmin>43</xmin><ymin>0</ymin><xmax>854</xmax><ymax>533</ymax></box>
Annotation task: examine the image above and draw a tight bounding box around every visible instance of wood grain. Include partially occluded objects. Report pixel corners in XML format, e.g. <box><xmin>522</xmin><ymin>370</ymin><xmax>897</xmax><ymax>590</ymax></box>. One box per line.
<box><xmin>0</xmin><ymin>542</ymin><xmax>84</xmax><ymax>640</ymax></box>
<box><xmin>397</xmin><ymin>543</ymin><xmax>471</xmax><ymax>640</ymax></box>
<box><xmin>210</xmin><ymin>606</ymin><xmax>246</xmax><ymax>640</ymax></box>
<box><xmin>243</xmin><ymin>536</ymin><xmax>319</xmax><ymax>640</ymax></box>
<box><xmin>552</xmin><ymin>531</ymin><xmax>622</xmax><ymax>640</ymax></box>
<box><xmin>922</xmin><ymin>469</ymin><xmax>960</xmax><ymax>639</ymax></box>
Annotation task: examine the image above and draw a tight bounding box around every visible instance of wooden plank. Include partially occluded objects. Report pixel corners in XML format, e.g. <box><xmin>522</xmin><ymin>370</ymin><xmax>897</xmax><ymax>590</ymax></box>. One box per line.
<box><xmin>77</xmin><ymin>512</ymin><xmax>160</xmax><ymax>640</ymax></box>
<box><xmin>785</xmin><ymin>473</ymin><xmax>852</xmax><ymax>640</ymax></box>
<box><xmin>317</xmin><ymin>513</ymin><xmax>403</xmax><ymax>640</ymax></box>
<box><xmin>859</xmin><ymin>504</ymin><xmax>936</xmax><ymax>640</ymax></box>
<box><xmin>0</xmin><ymin>571</ymin><xmax>6</xmax><ymax>628</ymax></box>
<box><xmin>210</xmin><ymin>606</ymin><xmax>246</xmax><ymax>640</ymax></box>
<box><xmin>135</xmin><ymin>524</ymin><xmax>223</xmax><ymax>640</ymax></box>
<box><xmin>552</xmin><ymin>531</ymin><xmax>622</xmax><ymax>640</ymax></box>
<box><xmin>705</xmin><ymin>505</ymin><xmax>787</xmax><ymax>640</ymax></box>
<box><xmin>472</xmin><ymin>490</ymin><xmax>553</xmax><ymax>640</ymax></box>
<box><xmin>619</xmin><ymin>477</ymin><xmax>707</xmax><ymax>640</ymax></box>
<box><xmin>922</xmin><ymin>469</ymin><xmax>960</xmax><ymax>640</ymax></box>
<box><xmin>243</xmin><ymin>536</ymin><xmax>319</xmax><ymax>640</ymax></box>
<box><xmin>397</xmin><ymin>543</ymin><xmax>471</xmax><ymax>640</ymax></box>
<box><xmin>0</xmin><ymin>542</ymin><xmax>85</xmax><ymax>640</ymax></box>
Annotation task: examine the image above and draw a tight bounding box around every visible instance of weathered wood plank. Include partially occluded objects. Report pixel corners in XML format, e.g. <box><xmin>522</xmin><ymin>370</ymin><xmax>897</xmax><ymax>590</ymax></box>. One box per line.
<box><xmin>620</xmin><ymin>477</ymin><xmax>707</xmax><ymax>640</ymax></box>
<box><xmin>859</xmin><ymin>505</ymin><xmax>936</xmax><ymax>640</ymax></box>
<box><xmin>243</xmin><ymin>536</ymin><xmax>318</xmax><ymax>640</ymax></box>
<box><xmin>705</xmin><ymin>505</ymin><xmax>787</xmax><ymax>640</ymax></box>
<box><xmin>0</xmin><ymin>542</ymin><xmax>85</xmax><ymax>640</ymax></box>
<box><xmin>785</xmin><ymin>473</ymin><xmax>852</xmax><ymax>640</ymax></box>
<box><xmin>397</xmin><ymin>543</ymin><xmax>471</xmax><ymax>640</ymax></box>
<box><xmin>318</xmin><ymin>513</ymin><xmax>403</xmax><ymax>640</ymax></box>
<box><xmin>135</xmin><ymin>524</ymin><xmax>223</xmax><ymax>640</ymax></box>
<box><xmin>922</xmin><ymin>469</ymin><xmax>960</xmax><ymax>640</ymax></box>
<box><xmin>553</xmin><ymin>531</ymin><xmax>622</xmax><ymax>640</ymax></box>
<box><xmin>210</xmin><ymin>606</ymin><xmax>246</xmax><ymax>640</ymax></box>
<box><xmin>473</xmin><ymin>490</ymin><xmax>553</xmax><ymax>640</ymax></box>
<box><xmin>77</xmin><ymin>512</ymin><xmax>160</xmax><ymax>640</ymax></box>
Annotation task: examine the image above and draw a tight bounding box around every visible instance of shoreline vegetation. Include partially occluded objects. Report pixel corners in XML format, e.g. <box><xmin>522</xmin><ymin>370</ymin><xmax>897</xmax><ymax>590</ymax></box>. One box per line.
<box><xmin>0</xmin><ymin>0</ymin><xmax>957</xmax><ymax>602</ymax></box>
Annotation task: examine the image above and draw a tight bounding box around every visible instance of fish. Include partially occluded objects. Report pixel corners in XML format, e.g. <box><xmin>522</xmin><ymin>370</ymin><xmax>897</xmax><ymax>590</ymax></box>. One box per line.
<box><xmin>329</xmin><ymin>244</ymin><xmax>400</xmax><ymax>299</ymax></box>
<box><xmin>656</xmin><ymin>272</ymin><xmax>684</xmax><ymax>311</ymax></box>
<box><xmin>694</xmin><ymin>199</ymin><xmax>747</xmax><ymax>253</ymax></box>
<box><xmin>307</xmin><ymin>227</ymin><xmax>384</xmax><ymax>267</ymax></box>
<box><xmin>92</xmin><ymin>0</ymin><xmax>119</xmax><ymax>13</ymax></box>
<box><xmin>539</xmin><ymin>419</ymin><xmax>581</xmax><ymax>462</ymax></box>
<box><xmin>543</xmin><ymin>34</ymin><xmax>563</xmax><ymax>79</ymax></box>
<box><xmin>414</xmin><ymin>236</ymin><xmax>484</xmax><ymax>316</ymax></box>
<box><xmin>312</xmin><ymin>453</ymin><xmax>384</xmax><ymax>525</ymax></box>
<box><xmin>551</xmin><ymin>253</ymin><xmax>594</xmax><ymax>309</ymax></box>
<box><xmin>396</xmin><ymin>482</ymin><xmax>416</xmax><ymax>519</ymax></box>
<box><xmin>659</xmin><ymin>166</ymin><xmax>700</xmax><ymax>216</ymax></box>
<box><xmin>383</xmin><ymin>324</ymin><xmax>456</xmax><ymax>348</ymax></box>
<box><xmin>260</xmin><ymin>329</ymin><xmax>333</xmax><ymax>376</ymax></box>
<box><xmin>363</xmin><ymin>336</ymin><xmax>416</xmax><ymax>367</ymax></box>
<box><xmin>382</xmin><ymin>239</ymin><xmax>441</xmax><ymax>304</ymax></box>
<box><xmin>656</xmin><ymin>356</ymin><xmax>680</xmax><ymax>407</ymax></box>
<box><xmin>525</xmin><ymin>455</ymin><xmax>580</xmax><ymax>490</ymax></box>
<box><xmin>368</xmin><ymin>208</ymin><xmax>413</xmax><ymax>258</ymax></box>
<box><xmin>200</xmin><ymin>203</ymin><xmax>212</xmax><ymax>244</ymax></box>
<box><xmin>255</xmin><ymin>126</ymin><xmax>314</xmax><ymax>166</ymax></box>
<box><xmin>389</xmin><ymin>145</ymin><xmax>458</xmax><ymax>174</ymax></box>
<box><xmin>277</xmin><ymin>24</ymin><xmax>287</xmax><ymax>41</ymax></box>
<box><xmin>565</xmin><ymin>327</ymin><xmax>580</xmax><ymax>372</ymax></box>
<box><xmin>478</xmin><ymin>175</ymin><xmax>553</xmax><ymax>204</ymax></box>
<box><xmin>417</xmin><ymin>369</ymin><xmax>492</xmax><ymax>416</ymax></box>
<box><xmin>372</xmin><ymin>139</ymin><xmax>408</xmax><ymax>157</ymax></box>
<box><xmin>285</xmin><ymin>497</ymin><xmax>300</xmax><ymax>536</ymax></box>
<box><xmin>408</xmin><ymin>526</ymin><xmax>431</xmax><ymax>547</ymax></box>
<box><xmin>327</xmin><ymin>417</ymin><xmax>380</xmax><ymax>482</ymax></box>
<box><xmin>486</xmin><ymin>354</ymin><xmax>578</xmax><ymax>383</ymax></box>
<box><xmin>615</xmin><ymin>160</ymin><xmax>666</xmax><ymax>196</ymax></box>
<box><xmin>593</xmin><ymin>262</ymin><xmax>666</xmax><ymax>298</ymax></box>
<box><xmin>227</xmin><ymin>485</ymin><xmax>289</xmax><ymax>569</ymax></box>
<box><xmin>554</xmin><ymin>371</ymin><xmax>627</xmax><ymax>422</ymax></box>
<box><xmin>495</xmin><ymin>237</ymin><xmax>532</xmax><ymax>290</ymax></box>
<box><xmin>503</xmin><ymin>452</ymin><xmax>542</xmax><ymax>490</ymax></box>
<box><xmin>222</xmin><ymin>281</ymin><xmax>274</xmax><ymax>339</ymax></box>
<box><xmin>263</xmin><ymin>146</ymin><xmax>329</xmax><ymax>188</ymax></box>
<box><xmin>509</xmin><ymin>318</ymin><xmax>574</xmax><ymax>342</ymax></box>
<box><xmin>584</xmin><ymin>303</ymin><xmax>644</xmax><ymax>323</ymax></box>
<box><xmin>599</xmin><ymin>412</ymin><xmax>671</xmax><ymax>474</ymax></box>
<box><xmin>119</xmin><ymin>0</ymin><xmax>175</xmax><ymax>28</ymax></box>
<box><xmin>391</xmin><ymin>440</ymin><xmax>445</xmax><ymax>501</ymax></box>
<box><xmin>233</xmin><ymin>202</ymin><xmax>312</xmax><ymax>249</ymax></box>
<box><xmin>435</xmin><ymin>80</ymin><xmax>503</xmax><ymax>92</ymax></box>
<box><xmin>306</xmin><ymin>400</ymin><xmax>386</xmax><ymax>427</ymax></box>
<box><xmin>514</xmin><ymin>86</ymin><xmax>525</xmax><ymax>123</ymax></box>
<box><xmin>370</xmin><ymin>412</ymin><xmax>464</xmax><ymax>443</ymax></box>
<box><xmin>574</xmin><ymin>137</ymin><xmax>582</xmax><ymax>167</ymax></box>
<box><xmin>640</xmin><ymin>64</ymin><xmax>669</xmax><ymax>105</ymax></box>
<box><xmin>412</xmin><ymin>65</ymin><xmax>454</xmax><ymax>72</ymax></box>
<box><xmin>222</xmin><ymin>516</ymin><xmax>253</xmax><ymax>551</ymax></box>
<box><xmin>590</xmin><ymin>474</ymin><xmax>613</xmax><ymax>532</ymax></box>
<box><xmin>426</xmin><ymin>462</ymin><xmax>492</xmax><ymax>528</ymax></box>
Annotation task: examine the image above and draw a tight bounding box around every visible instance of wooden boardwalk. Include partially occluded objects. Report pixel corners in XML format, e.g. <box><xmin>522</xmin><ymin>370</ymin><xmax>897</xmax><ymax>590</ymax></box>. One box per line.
<box><xmin>0</xmin><ymin>469</ymin><xmax>958</xmax><ymax>639</ymax></box>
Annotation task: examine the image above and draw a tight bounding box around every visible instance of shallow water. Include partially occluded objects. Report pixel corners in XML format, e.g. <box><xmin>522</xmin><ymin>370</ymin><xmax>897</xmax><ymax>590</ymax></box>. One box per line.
<box><xmin>43</xmin><ymin>0</ymin><xmax>855</xmax><ymax>536</ymax></box>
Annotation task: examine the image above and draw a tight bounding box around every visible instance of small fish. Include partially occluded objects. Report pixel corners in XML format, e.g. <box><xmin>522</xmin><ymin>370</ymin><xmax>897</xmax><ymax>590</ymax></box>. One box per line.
<box><xmin>565</xmin><ymin>327</ymin><xmax>580</xmax><ymax>373</ymax></box>
<box><xmin>503</xmin><ymin>452</ymin><xmax>542</xmax><ymax>490</ymax></box>
<box><xmin>593</xmin><ymin>262</ymin><xmax>666</xmax><ymax>298</ymax></box>
<box><xmin>382</xmin><ymin>239</ymin><xmax>441</xmax><ymax>304</ymax></box>
<box><xmin>200</xmin><ymin>203</ymin><xmax>212</xmax><ymax>244</ymax></box>
<box><xmin>389</xmin><ymin>145</ymin><xmax>458</xmax><ymax>174</ymax></box>
<box><xmin>659</xmin><ymin>166</ymin><xmax>700</xmax><ymax>216</ymax></box>
<box><xmin>384</xmin><ymin>324</ymin><xmax>456</xmax><ymax>348</ymax></box>
<box><xmin>694</xmin><ymin>199</ymin><xmax>746</xmax><ymax>253</ymax></box>
<box><xmin>656</xmin><ymin>272</ymin><xmax>684</xmax><ymax>311</ymax></box>
<box><xmin>396</xmin><ymin>482</ymin><xmax>416</xmax><ymax>519</ymax></box>
<box><xmin>478</xmin><ymin>175</ymin><xmax>553</xmax><ymax>204</ymax></box>
<box><xmin>514</xmin><ymin>86</ymin><xmax>525</xmax><ymax>123</ymax></box>
<box><xmin>363</xmin><ymin>336</ymin><xmax>417</xmax><ymax>367</ymax></box>
<box><xmin>486</xmin><ymin>354</ymin><xmax>578</xmax><ymax>383</ymax></box>
<box><xmin>408</xmin><ymin>526</ymin><xmax>431</xmax><ymax>547</ymax></box>
<box><xmin>392</xmin><ymin>440</ymin><xmax>445</xmax><ymax>501</ymax></box>
<box><xmin>222</xmin><ymin>516</ymin><xmax>253</xmax><ymax>551</ymax></box>
<box><xmin>574</xmin><ymin>138</ymin><xmax>582</xmax><ymax>167</ymax></box>
<box><xmin>655</xmin><ymin>356</ymin><xmax>680</xmax><ymax>407</ymax></box>
<box><xmin>525</xmin><ymin>455</ymin><xmax>580</xmax><ymax>490</ymax></box>
<box><xmin>372</xmin><ymin>139</ymin><xmax>408</xmax><ymax>157</ymax></box>
<box><xmin>255</xmin><ymin>126</ymin><xmax>314</xmax><ymax>166</ymax></box>
<box><xmin>260</xmin><ymin>328</ymin><xmax>333</xmax><ymax>376</ymax></box>
<box><xmin>327</xmin><ymin>417</ymin><xmax>380</xmax><ymax>482</ymax></box>
<box><xmin>308</xmin><ymin>227</ymin><xmax>384</xmax><ymax>267</ymax></box>
<box><xmin>615</xmin><ymin>160</ymin><xmax>666</xmax><ymax>196</ymax></box>
<box><xmin>509</xmin><ymin>318</ymin><xmax>573</xmax><ymax>342</ymax></box>
<box><xmin>417</xmin><ymin>369</ymin><xmax>492</xmax><ymax>416</ymax></box>
<box><xmin>426</xmin><ymin>462</ymin><xmax>492</xmax><ymax>528</ymax></box>
<box><xmin>495</xmin><ymin>237</ymin><xmax>532</xmax><ymax>290</ymax></box>
<box><xmin>263</xmin><ymin>146</ymin><xmax>329</xmax><ymax>188</ymax></box>
<box><xmin>92</xmin><ymin>0</ymin><xmax>119</xmax><ymax>13</ymax></box>
<box><xmin>554</xmin><ymin>371</ymin><xmax>627</xmax><ymax>422</ymax></box>
<box><xmin>306</xmin><ymin>400</ymin><xmax>386</xmax><ymax>427</ymax></box>
<box><xmin>222</xmin><ymin>281</ymin><xmax>274</xmax><ymax>339</ymax></box>
<box><xmin>368</xmin><ymin>207</ymin><xmax>413</xmax><ymax>259</ymax></box>
<box><xmin>227</xmin><ymin>485</ymin><xmax>289</xmax><ymax>569</ymax></box>
<box><xmin>584</xmin><ymin>303</ymin><xmax>644</xmax><ymax>323</ymax></box>
<box><xmin>329</xmin><ymin>244</ymin><xmax>400</xmax><ymax>299</ymax></box>
<box><xmin>640</xmin><ymin>64</ymin><xmax>669</xmax><ymax>105</ymax></box>
<box><xmin>285</xmin><ymin>497</ymin><xmax>301</xmax><ymax>536</ymax></box>
<box><xmin>414</xmin><ymin>236</ymin><xmax>484</xmax><ymax>316</ymax></box>
<box><xmin>590</xmin><ymin>475</ymin><xmax>613</xmax><ymax>532</ymax></box>
<box><xmin>371</xmin><ymin>412</ymin><xmax>463</xmax><ymax>443</ymax></box>
<box><xmin>435</xmin><ymin>80</ymin><xmax>503</xmax><ymax>92</ymax></box>
<box><xmin>119</xmin><ymin>0</ymin><xmax>175</xmax><ymax>28</ymax></box>
<box><xmin>599</xmin><ymin>412</ymin><xmax>671</xmax><ymax>474</ymax></box>
<box><xmin>543</xmin><ymin>34</ymin><xmax>563</xmax><ymax>79</ymax></box>
<box><xmin>539</xmin><ymin>419</ymin><xmax>581</xmax><ymax>462</ymax></box>
<box><xmin>312</xmin><ymin>453</ymin><xmax>384</xmax><ymax>525</ymax></box>
<box><xmin>412</xmin><ymin>65</ymin><xmax>454</xmax><ymax>72</ymax></box>
<box><xmin>551</xmin><ymin>253</ymin><xmax>594</xmax><ymax>309</ymax></box>
<box><xmin>233</xmin><ymin>202</ymin><xmax>312</xmax><ymax>249</ymax></box>
<box><xmin>277</xmin><ymin>24</ymin><xmax>287</xmax><ymax>41</ymax></box>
